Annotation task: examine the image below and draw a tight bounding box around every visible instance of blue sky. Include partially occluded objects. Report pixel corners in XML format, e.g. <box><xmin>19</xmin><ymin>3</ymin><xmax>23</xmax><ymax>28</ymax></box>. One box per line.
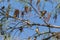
<box><xmin>0</xmin><ymin>0</ymin><xmax>60</xmax><ymax>40</ymax></box>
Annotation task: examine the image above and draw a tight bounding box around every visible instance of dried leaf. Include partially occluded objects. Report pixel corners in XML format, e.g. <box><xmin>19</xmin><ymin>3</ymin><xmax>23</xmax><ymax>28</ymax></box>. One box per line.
<box><xmin>30</xmin><ymin>0</ymin><xmax>32</xmax><ymax>4</ymax></box>
<box><xmin>24</xmin><ymin>6</ymin><xmax>29</xmax><ymax>13</ymax></box>
<box><xmin>38</xmin><ymin>5</ymin><xmax>40</xmax><ymax>12</ymax></box>
<box><xmin>0</xmin><ymin>24</ymin><xmax>2</xmax><ymax>30</ymax></box>
<box><xmin>8</xmin><ymin>4</ymin><xmax>11</xmax><ymax>11</ymax></box>
<box><xmin>28</xmin><ymin>37</ymin><xmax>31</xmax><ymax>40</ymax></box>
<box><xmin>35</xmin><ymin>27</ymin><xmax>39</xmax><ymax>33</ymax></box>
<box><xmin>1</xmin><ymin>6</ymin><xmax>5</xmax><ymax>9</ymax></box>
<box><xmin>46</xmin><ymin>13</ymin><xmax>51</xmax><ymax>22</ymax></box>
<box><xmin>21</xmin><ymin>11</ymin><xmax>24</xmax><ymax>17</ymax></box>
<box><xmin>19</xmin><ymin>26</ymin><xmax>23</xmax><ymax>32</ymax></box>
<box><xmin>34</xmin><ymin>36</ymin><xmax>37</xmax><ymax>40</ymax></box>
<box><xmin>13</xmin><ymin>15</ymin><xmax>17</xmax><ymax>19</ymax></box>
<box><xmin>6</xmin><ymin>12</ymin><xmax>9</xmax><ymax>19</ymax></box>
<box><xmin>40</xmin><ymin>10</ymin><xmax>47</xmax><ymax>17</ymax></box>
<box><xmin>29</xmin><ymin>7</ymin><xmax>32</xmax><ymax>12</ymax></box>
<box><xmin>0</xmin><ymin>24</ymin><xmax>2</xmax><ymax>27</ymax></box>
<box><xmin>7</xmin><ymin>0</ymin><xmax>10</xmax><ymax>2</ymax></box>
<box><xmin>53</xmin><ymin>13</ymin><xmax>57</xmax><ymax>22</ymax></box>
<box><xmin>1</xmin><ymin>31</ymin><xmax>4</xmax><ymax>35</ymax></box>
<box><xmin>36</xmin><ymin>0</ymin><xmax>40</xmax><ymax>5</ymax></box>
<box><xmin>14</xmin><ymin>9</ymin><xmax>19</xmax><ymax>18</ymax></box>
<box><xmin>45</xmin><ymin>0</ymin><xmax>48</xmax><ymax>1</ymax></box>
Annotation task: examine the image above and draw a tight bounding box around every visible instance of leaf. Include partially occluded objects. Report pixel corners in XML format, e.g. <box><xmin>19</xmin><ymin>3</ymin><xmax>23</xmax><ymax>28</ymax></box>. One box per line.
<box><xmin>38</xmin><ymin>5</ymin><xmax>40</xmax><ymax>12</ymax></box>
<box><xmin>14</xmin><ymin>9</ymin><xmax>19</xmax><ymax>18</ymax></box>
<box><xmin>28</xmin><ymin>37</ymin><xmax>31</xmax><ymax>40</ymax></box>
<box><xmin>24</xmin><ymin>6</ymin><xmax>29</xmax><ymax>13</ymax></box>
<box><xmin>16</xmin><ymin>0</ymin><xmax>19</xmax><ymax>2</ymax></box>
<box><xmin>0</xmin><ymin>24</ymin><xmax>2</xmax><ymax>31</ymax></box>
<box><xmin>53</xmin><ymin>13</ymin><xmax>57</xmax><ymax>22</ymax></box>
<box><xmin>35</xmin><ymin>27</ymin><xmax>39</xmax><ymax>33</ymax></box>
<box><xmin>6</xmin><ymin>12</ymin><xmax>9</xmax><ymax>19</ymax></box>
<box><xmin>21</xmin><ymin>11</ymin><xmax>24</xmax><ymax>18</ymax></box>
<box><xmin>19</xmin><ymin>0</ymin><xmax>28</xmax><ymax>5</ymax></box>
<box><xmin>40</xmin><ymin>10</ymin><xmax>47</xmax><ymax>17</ymax></box>
<box><xmin>30</xmin><ymin>0</ymin><xmax>32</xmax><ymax>4</ymax></box>
<box><xmin>7</xmin><ymin>0</ymin><xmax>10</xmax><ymax>2</ymax></box>
<box><xmin>46</xmin><ymin>13</ymin><xmax>51</xmax><ymax>22</ymax></box>
<box><xmin>34</xmin><ymin>36</ymin><xmax>37</xmax><ymax>40</ymax></box>
<box><xmin>1</xmin><ymin>6</ymin><xmax>5</xmax><ymax>9</ymax></box>
<box><xmin>1</xmin><ymin>31</ymin><xmax>4</xmax><ymax>35</ymax></box>
<box><xmin>36</xmin><ymin>0</ymin><xmax>40</xmax><ymax>5</ymax></box>
<box><xmin>19</xmin><ymin>26</ymin><xmax>23</xmax><ymax>32</ymax></box>
<box><xmin>29</xmin><ymin>7</ymin><xmax>32</xmax><ymax>12</ymax></box>
<box><xmin>0</xmin><ymin>23</ymin><xmax>2</xmax><ymax>27</ymax></box>
<box><xmin>45</xmin><ymin>0</ymin><xmax>48</xmax><ymax>1</ymax></box>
